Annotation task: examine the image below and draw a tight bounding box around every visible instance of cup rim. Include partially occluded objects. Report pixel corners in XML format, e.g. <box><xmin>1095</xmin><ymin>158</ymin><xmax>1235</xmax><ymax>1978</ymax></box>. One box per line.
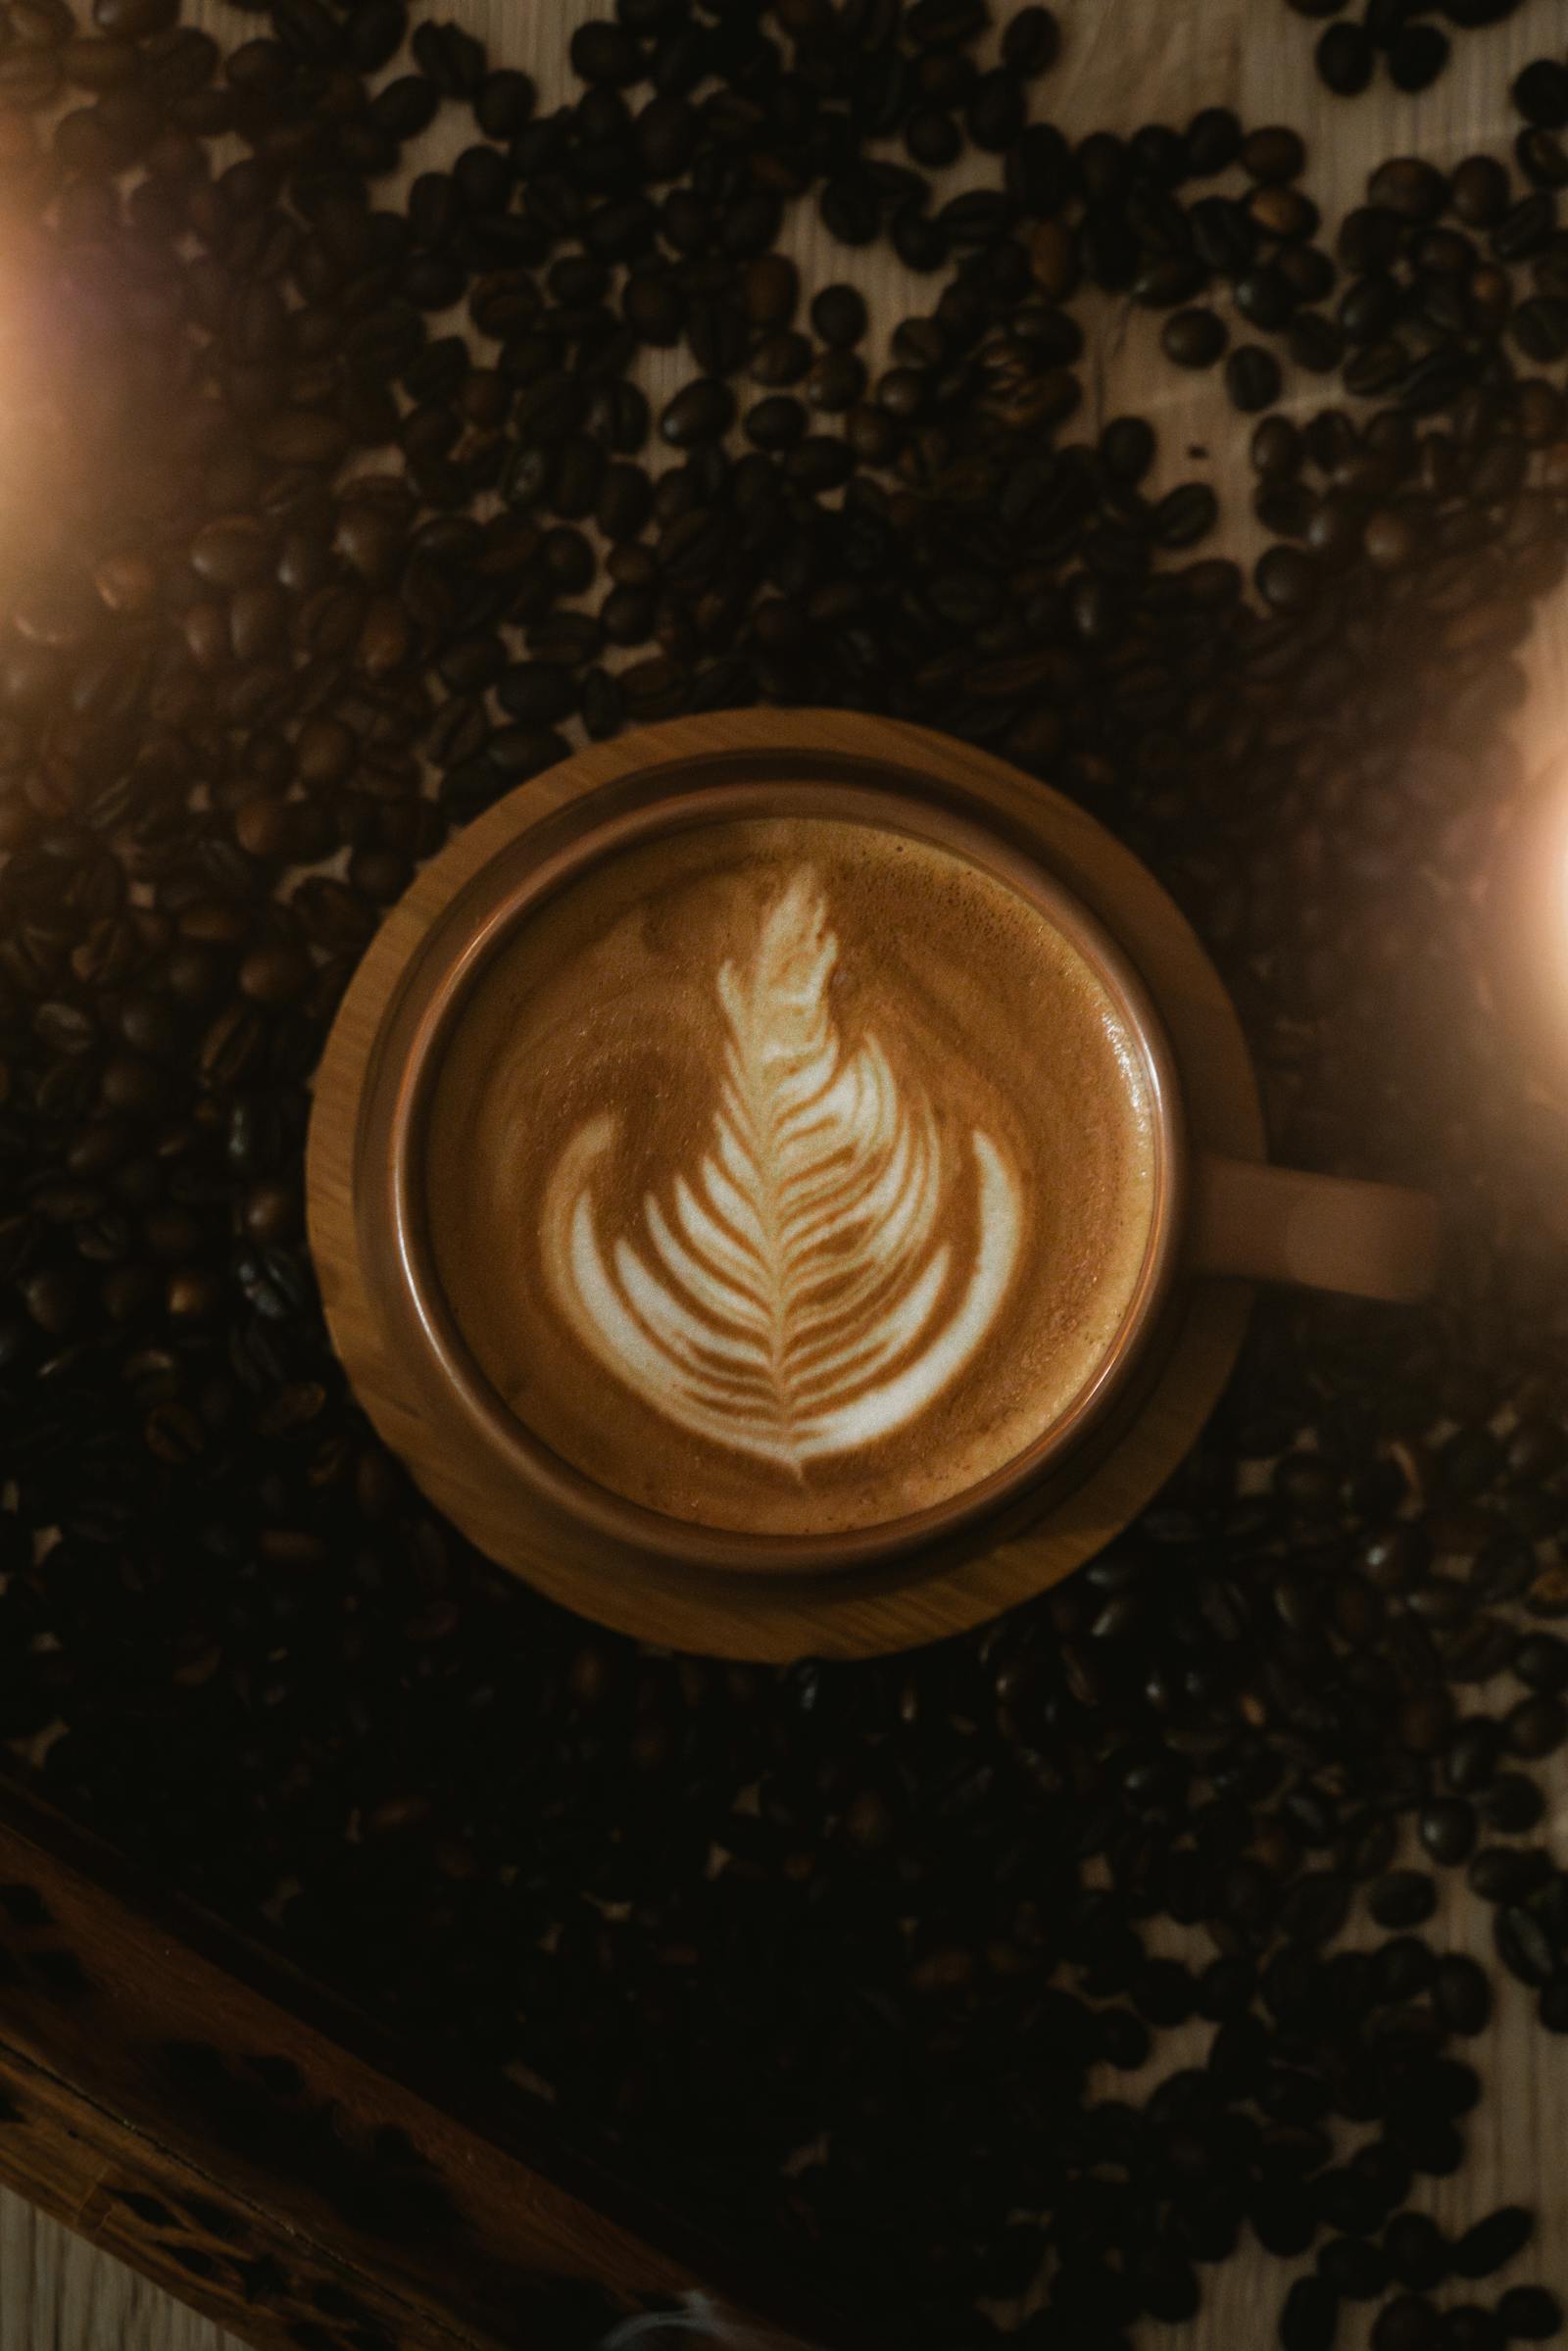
<box><xmin>359</xmin><ymin>750</ymin><xmax>1189</xmax><ymax>1578</ymax></box>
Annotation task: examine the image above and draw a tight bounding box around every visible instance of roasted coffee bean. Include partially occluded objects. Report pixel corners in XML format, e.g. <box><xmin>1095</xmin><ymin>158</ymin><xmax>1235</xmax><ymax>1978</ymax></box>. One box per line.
<box><xmin>1371</xmin><ymin>1872</ymin><xmax>1438</xmax><ymax>1928</ymax></box>
<box><xmin>1338</xmin><ymin>275</ymin><xmax>1397</xmax><ymax>358</ymax></box>
<box><xmin>1288</xmin><ymin>237</ymin><xmax>1335</xmax><ymax>301</ymax></box>
<box><xmin>1002</xmin><ymin>8</ymin><xmax>1060</xmax><ymax>72</ymax></box>
<box><xmin>742</xmin><ymin>255</ymin><xmax>798</xmax><ymax>331</ymax></box>
<box><xmin>1191</xmin><ymin>195</ymin><xmax>1256</xmax><ymax>274</ymax></box>
<box><xmin>1513</xmin><ymin>1634</ymin><xmax>1568</xmax><ymax>1691</ymax></box>
<box><xmin>1185</xmin><ymin>105</ymin><xmax>1242</xmax><ymax>173</ymax></box>
<box><xmin>660</xmin><ymin>378</ymin><xmax>735</xmax><ymax>448</ymax></box>
<box><xmin>1101</xmin><ymin>416</ymin><xmax>1156</xmax><ymax>480</ymax></box>
<box><xmin>819</xmin><ymin>176</ymin><xmax>881</xmax><ymax>245</ymax></box>
<box><xmin>1517</xmin><ymin>128</ymin><xmax>1568</xmax><ymax>189</ymax></box>
<box><xmin>568</xmin><ymin>20</ymin><xmax>642</xmax><ymax>87</ymax></box>
<box><xmin>1386</xmin><ymin>2214</ymin><xmax>1450</xmax><ymax>2293</ymax></box>
<box><xmin>1513</xmin><ymin>297</ymin><xmax>1568</xmax><ymax>360</ymax></box>
<box><xmin>1271</xmin><ymin>243</ymin><xmax>1332</xmax><ymax>306</ymax></box>
<box><xmin>1376</xmin><ymin>2301</ymin><xmax>1443</xmax><ymax>2351</ymax></box>
<box><xmin>1481</xmin><ymin>1775</ymin><xmax>1546</xmax><ymax>1833</ymax></box>
<box><xmin>1435</xmin><ymin>1956</ymin><xmax>1492</xmax><ymax>2035</ymax></box>
<box><xmin>1320</xmin><ymin>2236</ymin><xmax>1390</xmax><ymax>2298</ymax></box>
<box><xmin>1154</xmin><ymin>483</ymin><xmax>1218</xmax><ymax>546</ymax></box>
<box><xmin>811</xmin><ymin>283</ymin><xmax>869</xmax><ymax>348</ymax></box>
<box><xmin>1452</xmin><ymin>2207</ymin><xmax>1534</xmax><ymax>2280</ymax></box>
<box><xmin>904</xmin><ymin>103</ymin><xmax>959</xmax><ymax>167</ymax></box>
<box><xmin>1252</xmin><ymin>414</ymin><xmax>1305</xmax><ymax>477</ymax></box>
<box><xmin>1162</xmin><ymin>308</ymin><xmax>1228</xmax><ymax>367</ymax></box>
<box><xmin>1445</xmin><ymin>1718</ymin><xmax>1503</xmax><ymax>1791</ymax></box>
<box><xmin>1291</xmin><ymin>312</ymin><xmax>1345</xmax><ymax>371</ymax></box>
<box><xmin>750</xmin><ymin>330</ymin><xmax>812</xmax><ymax>386</ymax></box>
<box><xmin>1370</xmin><ymin>157</ymin><xmax>1450</xmax><ymax>220</ymax></box>
<box><xmin>1514</xmin><ymin>61</ymin><xmax>1568</xmax><ymax>126</ymax></box>
<box><xmin>1472</xmin><ymin>1846</ymin><xmax>1549</xmax><ymax>1903</ymax></box>
<box><xmin>1134</xmin><ymin>254</ymin><xmax>1208</xmax><ymax>309</ymax></box>
<box><xmin>1236</xmin><ymin>265</ymin><xmax>1298</xmax><ymax>327</ymax></box>
<box><xmin>807</xmin><ymin>353</ymin><xmax>866</xmax><ymax>413</ymax></box>
<box><xmin>1497</xmin><ymin>2286</ymin><xmax>1563</xmax><ymax>2339</ymax></box>
<box><xmin>1254</xmin><ymin>2186</ymin><xmax>1317</xmax><ymax>2257</ymax></box>
<box><xmin>1256</xmin><ymin>544</ymin><xmax>1319</xmax><ymax>610</ymax></box>
<box><xmin>1419</xmin><ymin>1797</ymin><xmax>1477</xmax><ymax>1865</ymax></box>
<box><xmin>965</xmin><ymin>72</ymin><xmax>1025</xmax><ymax>151</ymax></box>
<box><xmin>1443</xmin><ymin>2307</ymin><xmax>1506</xmax><ymax>2351</ymax></box>
<box><xmin>744</xmin><ymin>396</ymin><xmax>805</xmax><ymax>452</ymax></box>
<box><xmin>497</xmin><ymin>662</ymin><xmax>576</xmax><ymax>726</ymax></box>
<box><xmin>784</xmin><ymin>436</ymin><xmax>854</xmax><ymax>491</ymax></box>
<box><xmin>1492</xmin><ymin>194</ymin><xmax>1556</xmax><ymax>266</ymax></box>
<box><xmin>1250</xmin><ymin>184</ymin><xmax>1319</xmax><ymax>241</ymax></box>
<box><xmin>1497</xmin><ymin>1904</ymin><xmax>1557</xmax><ymax>1986</ymax></box>
<box><xmin>1281</xmin><ymin>2274</ymin><xmax>1340</xmax><ymax>2351</ymax></box>
<box><xmin>1227</xmin><ymin>344</ymin><xmax>1283</xmax><ymax>411</ymax></box>
<box><xmin>237</xmin><ymin>941</ymin><xmax>311</xmax><ymax>1008</ymax></box>
<box><xmin>1449</xmin><ymin>153</ymin><xmax>1510</xmax><ymax>225</ymax></box>
<box><xmin>1244</xmin><ymin>124</ymin><xmax>1307</xmax><ymax>184</ymax></box>
<box><xmin>1389</xmin><ymin>26</ymin><xmax>1449</xmax><ymax>90</ymax></box>
<box><xmin>1317</xmin><ymin>24</ymin><xmax>1374</xmax><ymax>94</ymax></box>
<box><xmin>1505</xmin><ymin>1695</ymin><xmax>1568</xmax><ymax>1757</ymax></box>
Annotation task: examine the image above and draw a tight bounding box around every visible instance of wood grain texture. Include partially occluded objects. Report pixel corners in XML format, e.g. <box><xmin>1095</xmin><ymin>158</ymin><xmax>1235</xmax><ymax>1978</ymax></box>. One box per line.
<box><xmin>6</xmin><ymin>0</ymin><xmax>1567</xmax><ymax>2346</ymax></box>
<box><xmin>308</xmin><ymin>708</ymin><xmax>1262</xmax><ymax>1658</ymax></box>
<box><xmin>0</xmin><ymin>2188</ymin><xmax>246</xmax><ymax>2351</ymax></box>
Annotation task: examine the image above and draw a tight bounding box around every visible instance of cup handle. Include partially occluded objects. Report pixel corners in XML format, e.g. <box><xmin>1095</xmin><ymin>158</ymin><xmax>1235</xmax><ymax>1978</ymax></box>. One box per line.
<box><xmin>1190</xmin><ymin>1153</ymin><xmax>1439</xmax><ymax>1304</ymax></box>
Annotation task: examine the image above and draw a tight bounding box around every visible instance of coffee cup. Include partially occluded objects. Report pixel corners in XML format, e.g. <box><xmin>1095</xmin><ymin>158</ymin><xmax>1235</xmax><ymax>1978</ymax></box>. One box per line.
<box><xmin>322</xmin><ymin>728</ymin><xmax>1437</xmax><ymax>1586</ymax></box>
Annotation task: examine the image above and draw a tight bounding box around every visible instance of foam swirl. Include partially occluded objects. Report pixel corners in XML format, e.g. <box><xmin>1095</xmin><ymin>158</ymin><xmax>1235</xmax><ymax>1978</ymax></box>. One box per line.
<box><xmin>538</xmin><ymin>868</ymin><xmax>1023</xmax><ymax>1473</ymax></box>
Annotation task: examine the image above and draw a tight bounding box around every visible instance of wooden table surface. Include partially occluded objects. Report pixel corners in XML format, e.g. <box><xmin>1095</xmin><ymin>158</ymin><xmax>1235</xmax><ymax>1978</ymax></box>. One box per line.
<box><xmin>0</xmin><ymin>2186</ymin><xmax>243</xmax><ymax>2351</ymax></box>
<box><xmin>11</xmin><ymin>2</ymin><xmax>1568</xmax><ymax>2347</ymax></box>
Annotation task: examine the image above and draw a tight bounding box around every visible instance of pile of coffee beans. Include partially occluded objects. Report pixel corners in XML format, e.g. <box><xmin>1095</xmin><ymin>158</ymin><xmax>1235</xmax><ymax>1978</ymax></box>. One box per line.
<box><xmin>9</xmin><ymin>1</ymin><xmax>1568</xmax><ymax>2344</ymax></box>
<box><xmin>1288</xmin><ymin>0</ymin><xmax>1523</xmax><ymax>99</ymax></box>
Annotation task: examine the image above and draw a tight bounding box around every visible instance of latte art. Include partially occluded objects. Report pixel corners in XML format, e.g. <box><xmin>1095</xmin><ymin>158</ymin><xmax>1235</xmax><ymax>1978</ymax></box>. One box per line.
<box><xmin>424</xmin><ymin>814</ymin><xmax>1158</xmax><ymax>1537</ymax></box>
<box><xmin>539</xmin><ymin>870</ymin><xmax>1023</xmax><ymax>1472</ymax></box>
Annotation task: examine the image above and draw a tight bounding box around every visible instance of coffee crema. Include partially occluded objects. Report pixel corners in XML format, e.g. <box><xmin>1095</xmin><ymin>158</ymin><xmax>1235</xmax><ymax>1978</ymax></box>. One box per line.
<box><xmin>423</xmin><ymin>816</ymin><xmax>1158</xmax><ymax>1537</ymax></box>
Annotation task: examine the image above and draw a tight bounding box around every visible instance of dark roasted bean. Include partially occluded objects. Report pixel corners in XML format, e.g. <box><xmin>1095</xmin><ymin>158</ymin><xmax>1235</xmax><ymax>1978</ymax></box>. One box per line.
<box><xmin>1497</xmin><ymin>1904</ymin><xmax>1557</xmax><ymax>1986</ymax></box>
<box><xmin>1386</xmin><ymin>2214</ymin><xmax>1450</xmax><ymax>2293</ymax></box>
<box><xmin>1162</xmin><ymin>308</ymin><xmax>1228</xmax><ymax>367</ymax></box>
<box><xmin>1375</xmin><ymin>2302</ymin><xmax>1443</xmax><ymax>2351</ymax></box>
<box><xmin>1370</xmin><ymin>1872</ymin><xmax>1438</xmax><ymax>1928</ymax></box>
<box><xmin>1226</xmin><ymin>344</ymin><xmax>1283</xmax><ymax>412</ymax></box>
<box><xmin>660</xmin><ymin>377</ymin><xmax>734</xmax><ymax>448</ymax></box>
<box><xmin>1281</xmin><ymin>2274</ymin><xmax>1340</xmax><ymax>2351</ymax></box>
<box><xmin>1317</xmin><ymin>24</ymin><xmax>1374</xmax><ymax>95</ymax></box>
<box><xmin>1389</xmin><ymin>26</ymin><xmax>1449</xmax><ymax>91</ymax></box>
<box><xmin>811</xmin><ymin>283</ymin><xmax>869</xmax><ymax>348</ymax></box>
<box><xmin>1155</xmin><ymin>483</ymin><xmax>1218</xmax><ymax>546</ymax></box>
<box><xmin>1497</xmin><ymin>2286</ymin><xmax>1563</xmax><ymax>2339</ymax></box>
<box><xmin>1418</xmin><ymin>1797</ymin><xmax>1477</xmax><ymax>1865</ymax></box>
<box><xmin>1256</xmin><ymin>544</ymin><xmax>1319</xmax><ymax>610</ymax></box>
<box><xmin>1244</xmin><ymin>124</ymin><xmax>1306</xmax><ymax>184</ymax></box>
<box><xmin>1453</xmin><ymin>2207</ymin><xmax>1534</xmax><ymax>2280</ymax></box>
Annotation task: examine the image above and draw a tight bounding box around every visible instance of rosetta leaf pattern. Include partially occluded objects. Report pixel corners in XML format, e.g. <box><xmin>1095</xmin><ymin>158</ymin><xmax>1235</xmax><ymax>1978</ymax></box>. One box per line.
<box><xmin>540</xmin><ymin>868</ymin><xmax>1022</xmax><ymax>1473</ymax></box>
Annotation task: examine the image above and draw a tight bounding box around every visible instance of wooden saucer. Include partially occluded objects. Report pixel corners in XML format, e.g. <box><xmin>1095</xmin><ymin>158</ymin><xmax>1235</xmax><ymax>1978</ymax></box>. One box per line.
<box><xmin>308</xmin><ymin>710</ymin><xmax>1263</xmax><ymax>1661</ymax></box>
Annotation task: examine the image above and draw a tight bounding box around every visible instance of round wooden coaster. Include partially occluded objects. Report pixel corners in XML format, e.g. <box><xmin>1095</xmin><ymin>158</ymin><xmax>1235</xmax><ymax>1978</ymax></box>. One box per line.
<box><xmin>308</xmin><ymin>710</ymin><xmax>1263</xmax><ymax>1661</ymax></box>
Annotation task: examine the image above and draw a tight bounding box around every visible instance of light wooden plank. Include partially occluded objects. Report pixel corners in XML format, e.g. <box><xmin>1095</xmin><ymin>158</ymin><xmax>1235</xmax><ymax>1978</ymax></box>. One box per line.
<box><xmin>0</xmin><ymin>2185</ymin><xmax>245</xmax><ymax>2351</ymax></box>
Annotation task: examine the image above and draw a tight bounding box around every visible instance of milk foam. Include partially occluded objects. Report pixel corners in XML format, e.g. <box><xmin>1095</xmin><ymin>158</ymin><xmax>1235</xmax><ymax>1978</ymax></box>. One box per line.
<box><xmin>537</xmin><ymin>868</ymin><xmax>1024</xmax><ymax>1472</ymax></box>
<box><xmin>424</xmin><ymin>815</ymin><xmax>1158</xmax><ymax>1537</ymax></box>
